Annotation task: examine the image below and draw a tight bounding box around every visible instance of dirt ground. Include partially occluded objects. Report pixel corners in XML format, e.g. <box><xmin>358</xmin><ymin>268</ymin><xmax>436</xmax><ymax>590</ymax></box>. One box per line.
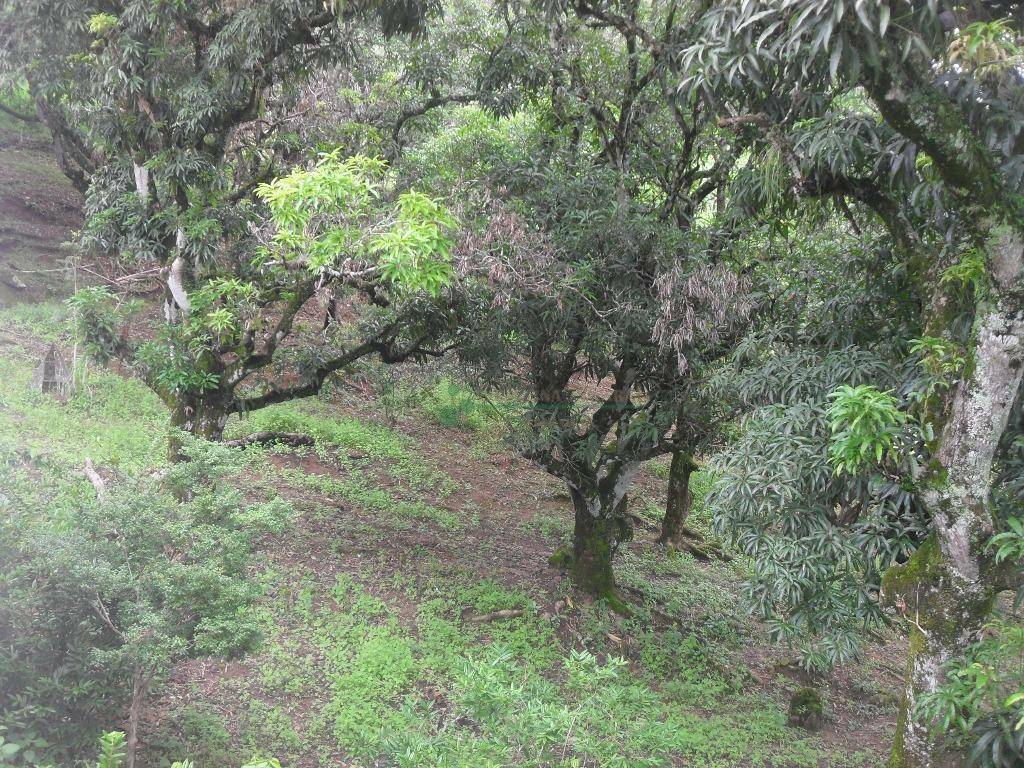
<box><xmin>0</xmin><ymin>115</ymin><xmax>83</xmax><ymax>307</ymax></box>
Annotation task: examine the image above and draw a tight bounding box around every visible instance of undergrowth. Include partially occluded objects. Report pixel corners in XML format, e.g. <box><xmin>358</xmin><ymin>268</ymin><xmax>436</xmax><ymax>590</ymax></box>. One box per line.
<box><xmin>190</xmin><ymin>569</ymin><xmax>836</xmax><ymax>768</ymax></box>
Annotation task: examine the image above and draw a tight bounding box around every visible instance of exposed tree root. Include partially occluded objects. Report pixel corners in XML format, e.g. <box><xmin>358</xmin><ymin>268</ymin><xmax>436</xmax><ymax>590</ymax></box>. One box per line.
<box><xmin>658</xmin><ymin>525</ymin><xmax>733</xmax><ymax>562</ymax></box>
<box><xmin>222</xmin><ymin>432</ymin><xmax>315</xmax><ymax>449</ymax></box>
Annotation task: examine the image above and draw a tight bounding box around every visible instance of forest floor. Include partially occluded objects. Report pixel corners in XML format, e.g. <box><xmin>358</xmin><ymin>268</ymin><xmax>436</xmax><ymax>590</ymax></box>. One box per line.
<box><xmin>0</xmin><ymin>110</ymin><xmax>83</xmax><ymax>308</ymax></box>
<box><xmin>0</xmin><ymin>130</ymin><xmax>907</xmax><ymax>768</ymax></box>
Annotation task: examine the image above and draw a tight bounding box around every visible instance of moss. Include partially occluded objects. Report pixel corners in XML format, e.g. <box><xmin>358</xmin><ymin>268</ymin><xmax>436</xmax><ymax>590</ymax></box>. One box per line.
<box><xmin>882</xmin><ymin>532</ymin><xmax>942</xmax><ymax>603</ymax></box>
<box><xmin>548</xmin><ymin>546</ymin><xmax>572</xmax><ymax>569</ymax></box>
<box><xmin>887</xmin><ymin>692</ymin><xmax>909</xmax><ymax>768</ymax></box>
<box><xmin>883</xmin><ymin>532</ymin><xmax>999</xmax><ymax>767</ymax></box>
<box><xmin>550</xmin><ymin>515</ymin><xmax>633</xmax><ymax>615</ymax></box>
<box><xmin>787</xmin><ymin>687</ymin><xmax>825</xmax><ymax>731</ymax></box>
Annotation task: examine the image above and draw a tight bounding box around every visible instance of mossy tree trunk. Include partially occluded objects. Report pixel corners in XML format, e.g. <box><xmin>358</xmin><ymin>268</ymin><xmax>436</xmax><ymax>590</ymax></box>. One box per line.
<box><xmin>884</xmin><ymin>227</ymin><xmax>1023</xmax><ymax>768</ymax></box>
<box><xmin>167</xmin><ymin>389</ymin><xmax>234</xmax><ymax>461</ymax></box>
<box><xmin>883</xmin><ymin>534</ymin><xmax>999</xmax><ymax>768</ymax></box>
<box><xmin>569</xmin><ymin>488</ymin><xmax>618</xmax><ymax>597</ymax></box>
<box><xmin>565</xmin><ymin>470</ymin><xmax>634</xmax><ymax>611</ymax></box>
<box><xmin>658</xmin><ymin>451</ymin><xmax>695</xmax><ymax>547</ymax></box>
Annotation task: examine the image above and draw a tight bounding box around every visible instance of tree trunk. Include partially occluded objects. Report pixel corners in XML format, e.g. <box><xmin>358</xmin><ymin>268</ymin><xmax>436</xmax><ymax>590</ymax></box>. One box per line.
<box><xmin>884</xmin><ymin>227</ymin><xmax>1024</xmax><ymax>768</ymax></box>
<box><xmin>567</xmin><ymin>486</ymin><xmax>630</xmax><ymax>612</ymax></box>
<box><xmin>167</xmin><ymin>390</ymin><xmax>232</xmax><ymax>461</ymax></box>
<box><xmin>658</xmin><ymin>452</ymin><xmax>695</xmax><ymax>547</ymax></box>
<box><xmin>125</xmin><ymin>664</ymin><xmax>153</xmax><ymax>768</ymax></box>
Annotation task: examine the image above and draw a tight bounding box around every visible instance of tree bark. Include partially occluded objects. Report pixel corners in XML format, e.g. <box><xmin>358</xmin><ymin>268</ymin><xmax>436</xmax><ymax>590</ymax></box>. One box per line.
<box><xmin>658</xmin><ymin>452</ymin><xmax>695</xmax><ymax>547</ymax></box>
<box><xmin>565</xmin><ymin>482</ymin><xmax>632</xmax><ymax>612</ymax></box>
<box><xmin>125</xmin><ymin>663</ymin><xmax>153</xmax><ymax>768</ymax></box>
<box><xmin>884</xmin><ymin>227</ymin><xmax>1024</xmax><ymax>768</ymax></box>
<box><xmin>167</xmin><ymin>390</ymin><xmax>232</xmax><ymax>461</ymax></box>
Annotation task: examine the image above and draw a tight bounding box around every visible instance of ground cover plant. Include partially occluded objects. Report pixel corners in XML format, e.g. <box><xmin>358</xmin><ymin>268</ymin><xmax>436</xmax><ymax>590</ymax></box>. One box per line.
<box><xmin>0</xmin><ymin>1</ymin><xmax>1022</xmax><ymax>767</ymax></box>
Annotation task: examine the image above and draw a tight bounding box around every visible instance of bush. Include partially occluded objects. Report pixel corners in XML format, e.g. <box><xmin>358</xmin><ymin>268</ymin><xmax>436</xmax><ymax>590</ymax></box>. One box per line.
<box><xmin>0</xmin><ymin>439</ymin><xmax>291</xmax><ymax>766</ymax></box>
<box><xmin>64</xmin><ymin>731</ymin><xmax>282</xmax><ymax>768</ymax></box>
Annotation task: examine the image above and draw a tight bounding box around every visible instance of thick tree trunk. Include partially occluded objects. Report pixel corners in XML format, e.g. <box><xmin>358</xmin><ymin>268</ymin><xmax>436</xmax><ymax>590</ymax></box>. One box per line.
<box><xmin>168</xmin><ymin>390</ymin><xmax>232</xmax><ymax>461</ymax></box>
<box><xmin>884</xmin><ymin>227</ymin><xmax>1024</xmax><ymax>768</ymax></box>
<box><xmin>565</xmin><ymin>483</ymin><xmax>632</xmax><ymax>612</ymax></box>
<box><xmin>569</xmin><ymin>489</ymin><xmax>617</xmax><ymax>595</ymax></box>
<box><xmin>658</xmin><ymin>452</ymin><xmax>695</xmax><ymax>547</ymax></box>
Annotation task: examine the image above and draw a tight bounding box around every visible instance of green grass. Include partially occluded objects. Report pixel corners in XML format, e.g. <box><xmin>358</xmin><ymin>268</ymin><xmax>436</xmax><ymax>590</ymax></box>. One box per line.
<box><xmin>0</xmin><ymin>301</ymin><xmax>72</xmax><ymax>341</ymax></box>
<box><xmin>0</xmin><ymin>350</ymin><xmax>167</xmax><ymax>472</ymax></box>
<box><xmin>228</xmin><ymin>398</ymin><xmax>454</xmax><ymax>493</ymax></box>
<box><xmin>412</xmin><ymin>376</ymin><xmax>527</xmax><ymax>458</ymax></box>
<box><xmin>204</xmin><ymin>569</ymin><xmax>841</xmax><ymax>768</ymax></box>
<box><xmin>279</xmin><ymin>465</ymin><xmax>467</xmax><ymax>531</ymax></box>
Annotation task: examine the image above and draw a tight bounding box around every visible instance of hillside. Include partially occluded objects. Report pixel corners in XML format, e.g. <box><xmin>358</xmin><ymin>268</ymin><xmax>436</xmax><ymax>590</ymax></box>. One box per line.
<box><xmin>0</xmin><ymin>110</ymin><xmax>903</xmax><ymax>768</ymax></box>
<box><xmin>0</xmin><ymin>302</ymin><xmax>905</xmax><ymax>767</ymax></box>
<box><xmin>3</xmin><ymin>5</ymin><xmax>1023</xmax><ymax>768</ymax></box>
<box><xmin>0</xmin><ymin>110</ymin><xmax>83</xmax><ymax>308</ymax></box>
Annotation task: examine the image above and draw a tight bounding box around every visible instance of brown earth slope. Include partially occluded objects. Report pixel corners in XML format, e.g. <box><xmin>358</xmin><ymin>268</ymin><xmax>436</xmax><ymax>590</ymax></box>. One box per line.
<box><xmin>0</xmin><ymin>112</ymin><xmax>83</xmax><ymax>307</ymax></box>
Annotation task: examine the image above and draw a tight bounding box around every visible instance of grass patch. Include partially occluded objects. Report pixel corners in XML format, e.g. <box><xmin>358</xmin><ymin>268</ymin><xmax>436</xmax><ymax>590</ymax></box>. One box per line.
<box><xmin>279</xmin><ymin>465</ymin><xmax>467</xmax><ymax>531</ymax></box>
<box><xmin>194</xmin><ymin>567</ymin><xmax>840</xmax><ymax>768</ymax></box>
<box><xmin>0</xmin><ymin>351</ymin><xmax>167</xmax><ymax>472</ymax></box>
<box><xmin>228</xmin><ymin>398</ymin><xmax>453</xmax><ymax>492</ymax></box>
<box><xmin>0</xmin><ymin>301</ymin><xmax>72</xmax><ymax>341</ymax></box>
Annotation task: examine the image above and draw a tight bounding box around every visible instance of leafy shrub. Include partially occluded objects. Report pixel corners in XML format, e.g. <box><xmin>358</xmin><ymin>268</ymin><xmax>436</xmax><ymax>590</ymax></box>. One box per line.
<box><xmin>70</xmin><ymin>730</ymin><xmax>281</xmax><ymax>768</ymax></box>
<box><xmin>422</xmin><ymin>378</ymin><xmax>492</xmax><ymax>430</ymax></box>
<box><xmin>917</xmin><ymin>619</ymin><xmax>1024</xmax><ymax>768</ymax></box>
<box><xmin>0</xmin><ymin>439</ymin><xmax>291</xmax><ymax>766</ymax></box>
<box><xmin>826</xmin><ymin>384</ymin><xmax>907</xmax><ymax>475</ymax></box>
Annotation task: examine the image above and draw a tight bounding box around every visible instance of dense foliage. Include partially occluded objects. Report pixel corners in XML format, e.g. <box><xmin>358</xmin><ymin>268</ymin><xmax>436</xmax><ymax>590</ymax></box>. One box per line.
<box><xmin>0</xmin><ymin>441</ymin><xmax>290</xmax><ymax>767</ymax></box>
<box><xmin>0</xmin><ymin>1</ymin><xmax>1021</xmax><ymax>766</ymax></box>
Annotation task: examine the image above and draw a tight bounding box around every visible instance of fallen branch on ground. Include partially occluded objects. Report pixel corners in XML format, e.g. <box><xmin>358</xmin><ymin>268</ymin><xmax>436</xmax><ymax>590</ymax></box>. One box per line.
<box><xmin>466</xmin><ymin>608</ymin><xmax>525</xmax><ymax>623</ymax></box>
<box><xmin>83</xmin><ymin>458</ymin><xmax>107</xmax><ymax>502</ymax></box>
<box><xmin>222</xmin><ymin>432</ymin><xmax>315</xmax><ymax>449</ymax></box>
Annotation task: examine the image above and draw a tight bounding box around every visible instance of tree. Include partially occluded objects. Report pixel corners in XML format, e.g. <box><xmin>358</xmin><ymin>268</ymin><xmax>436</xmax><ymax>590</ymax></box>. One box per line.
<box><xmin>679</xmin><ymin>3</ymin><xmax>1024</xmax><ymax>764</ymax></box>
<box><xmin>70</xmin><ymin>152</ymin><xmax>457</xmax><ymax>456</ymax></box>
<box><xmin>1</xmin><ymin>1</ymin><xmax>460</xmax><ymax>458</ymax></box>
<box><xmin>407</xmin><ymin>0</ymin><xmax>756</xmax><ymax>602</ymax></box>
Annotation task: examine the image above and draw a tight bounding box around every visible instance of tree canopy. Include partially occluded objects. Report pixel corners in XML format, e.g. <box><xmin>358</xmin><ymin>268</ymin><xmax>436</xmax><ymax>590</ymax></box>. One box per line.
<box><xmin>0</xmin><ymin>1</ymin><xmax>1022</xmax><ymax>767</ymax></box>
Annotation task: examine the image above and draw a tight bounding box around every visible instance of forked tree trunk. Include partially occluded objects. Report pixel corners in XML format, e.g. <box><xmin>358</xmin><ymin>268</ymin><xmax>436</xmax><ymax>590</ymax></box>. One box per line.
<box><xmin>884</xmin><ymin>228</ymin><xmax>1023</xmax><ymax>768</ymax></box>
<box><xmin>658</xmin><ymin>452</ymin><xmax>695</xmax><ymax>547</ymax></box>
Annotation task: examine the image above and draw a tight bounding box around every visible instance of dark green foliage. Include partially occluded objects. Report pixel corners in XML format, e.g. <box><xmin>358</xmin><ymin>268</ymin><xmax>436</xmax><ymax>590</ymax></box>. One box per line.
<box><xmin>711</xmin><ymin>334</ymin><xmax>929</xmax><ymax>669</ymax></box>
<box><xmin>407</xmin><ymin>0</ymin><xmax>759</xmax><ymax>592</ymax></box>
<box><xmin>0</xmin><ymin>440</ymin><xmax>291</xmax><ymax>765</ymax></box>
<box><xmin>683</xmin><ymin>4</ymin><xmax>1024</xmax><ymax>765</ymax></box>
<box><xmin>788</xmin><ymin>688</ymin><xmax>825</xmax><ymax>732</ymax></box>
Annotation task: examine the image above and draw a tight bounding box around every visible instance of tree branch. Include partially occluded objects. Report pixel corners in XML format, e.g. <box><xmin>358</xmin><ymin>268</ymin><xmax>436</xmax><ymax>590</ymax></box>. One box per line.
<box><xmin>392</xmin><ymin>91</ymin><xmax>479</xmax><ymax>145</ymax></box>
<box><xmin>0</xmin><ymin>101</ymin><xmax>39</xmax><ymax>123</ymax></box>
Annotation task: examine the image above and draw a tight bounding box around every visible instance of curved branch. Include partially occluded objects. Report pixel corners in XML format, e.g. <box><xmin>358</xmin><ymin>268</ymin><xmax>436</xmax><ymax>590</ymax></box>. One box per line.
<box><xmin>0</xmin><ymin>101</ymin><xmax>39</xmax><ymax>123</ymax></box>
<box><xmin>392</xmin><ymin>91</ymin><xmax>479</xmax><ymax>145</ymax></box>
